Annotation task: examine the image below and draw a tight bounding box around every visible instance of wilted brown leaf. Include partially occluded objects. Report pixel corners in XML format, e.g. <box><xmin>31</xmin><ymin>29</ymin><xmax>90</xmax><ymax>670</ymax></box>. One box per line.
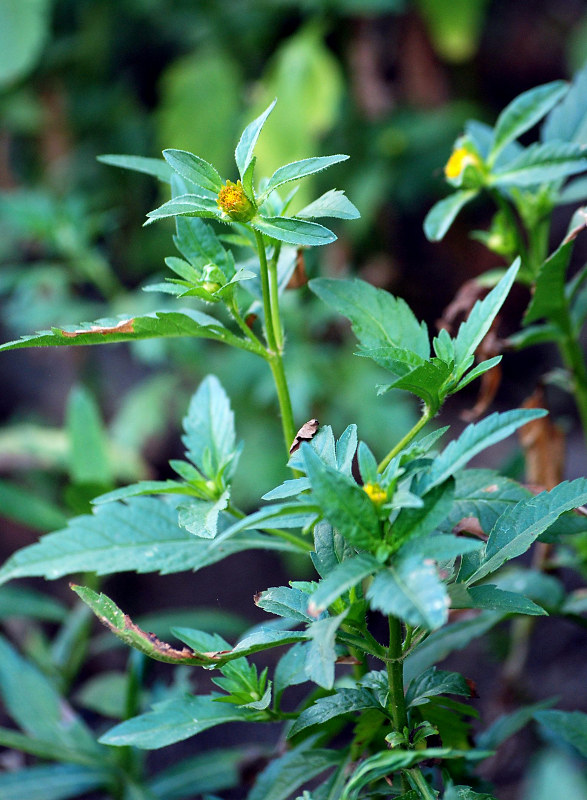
<box><xmin>61</xmin><ymin>319</ymin><xmax>135</xmax><ymax>337</ymax></box>
<box><xmin>519</xmin><ymin>386</ymin><xmax>564</xmax><ymax>490</ymax></box>
<box><xmin>289</xmin><ymin>418</ymin><xmax>320</xmax><ymax>455</ymax></box>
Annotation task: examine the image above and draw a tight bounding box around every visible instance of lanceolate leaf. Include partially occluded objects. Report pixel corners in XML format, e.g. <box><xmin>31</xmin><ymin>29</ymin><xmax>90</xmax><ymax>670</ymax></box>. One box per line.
<box><xmin>288</xmin><ymin>689</ymin><xmax>380</xmax><ymax>737</ymax></box>
<box><xmin>163</xmin><ymin>149</ymin><xmax>223</xmax><ymax>193</ymax></box>
<box><xmin>297</xmin><ymin>189</ymin><xmax>360</xmax><ymax>220</ymax></box>
<box><xmin>0</xmin><ymin>764</ymin><xmax>111</xmax><ymax>800</ymax></box>
<box><xmin>0</xmin><ymin>309</ymin><xmax>253</xmax><ymax>353</ymax></box>
<box><xmin>423</xmin><ymin>408</ymin><xmax>547</xmax><ymax>491</ymax></box>
<box><xmin>302</xmin><ymin>446</ymin><xmax>380</xmax><ymax>549</ymax></box>
<box><xmin>491</xmin><ymin>141</ymin><xmax>587</xmax><ymax>187</ymax></box>
<box><xmin>0</xmin><ymin>498</ymin><xmax>302</xmax><ymax>585</ymax></box>
<box><xmin>453</xmin><ymin>259</ymin><xmax>520</xmax><ymax>378</ymax></box>
<box><xmin>310</xmin><ymin>278</ymin><xmax>430</xmax><ymax>358</ymax></box>
<box><xmin>97</xmin><ymin>154</ymin><xmax>172</xmax><ymax>182</ymax></box>
<box><xmin>469</xmin><ymin>477</ymin><xmax>587</xmax><ymax>583</ymax></box>
<box><xmin>246</xmin><ymin>741</ymin><xmax>342</xmax><ymax>800</ymax></box>
<box><xmin>251</xmin><ymin>216</ymin><xmax>336</xmax><ymax>246</ymax></box>
<box><xmin>542</xmin><ymin>62</ymin><xmax>587</xmax><ymax>145</ymax></box>
<box><xmin>182</xmin><ymin>375</ymin><xmax>236</xmax><ymax>476</ymax></box>
<box><xmin>263</xmin><ymin>155</ymin><xmax>349</xmax><ymax>196</ymax></box>
<box><xmin>305</xmin><ymin>611</ymin><xmax>348</xmax><ymax>689</ymax></box>
<box><xmin>100</xmin><ymin>695</ymin><xmax>259</xmax><ymax>749</ymax></box>
<box><xmin>145</xmin><ymin>194</ymin><xmax>219</xmax><ymax>224</ymax></box>
<box><xmin>524</xmin><ymin>240</ymin><xmax>572</xmax><ymax>326</ymax></box>
<box><xmin>424</xmin><ymin>189</ymin><xmax>478</xmax><ymax>242</ymax></box>
<box><xmin>235</xmin><ymin>99</ymin><xmax>276</xmax><ymax>179</ymax></box>
<box><xmin>534</xmin><ymin>710</ymin><xmax>587</xmax><ymax>758</ymax></box>
<box><xmin>489</xmin><ymin>81</ymin><xmax>568</xmax><ymax>163</ymax></box>
<box><xmin>391</xmin><ymin>480</ymin><xmax>456</xmax><ymax>545</ymax></box>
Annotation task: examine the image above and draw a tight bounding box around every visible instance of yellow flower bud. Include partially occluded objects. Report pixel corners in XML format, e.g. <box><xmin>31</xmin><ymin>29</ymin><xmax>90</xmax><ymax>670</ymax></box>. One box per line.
<box><xmin>216</xmin><ymin>180</ymin><xmax>256</xmax><ymax>222</ymax></box>
<box><xmin>444</xmin><ymin>146</ymin><xmax>483</xmax><ymax>180</ymax></box>
<box><xmin>363</xmin><ymin>482</ymin><xmax>387</xmax><ymax>505</ymax></box>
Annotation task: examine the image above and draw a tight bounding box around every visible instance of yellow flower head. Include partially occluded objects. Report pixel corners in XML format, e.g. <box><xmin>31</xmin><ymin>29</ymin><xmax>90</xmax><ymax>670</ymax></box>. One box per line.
<box><xmin>444</xmin><ymin>146</ymin><xmax>483</xmax><ymax>182</ymax></box>
<box><xmin>216</xmin><ymin>180</ymin><xmax>256</xmax><ymax>222</ymax></box>
<box><xmin>363</xmin><ymin>482</ymin><xmax>387</xmax><ymax>505</ymax></box>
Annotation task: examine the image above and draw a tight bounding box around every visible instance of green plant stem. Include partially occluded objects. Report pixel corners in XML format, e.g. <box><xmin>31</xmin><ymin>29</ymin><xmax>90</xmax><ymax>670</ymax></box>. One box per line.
<box><xmin>255</xmin><ymin>230</ymin><xmax>278</xmax><ymax>354</ymax></box>
<box><xmin>268</xmin><ymin>355</ymin><xmax>296</xmax><ymax>457</ymax></box>
<box><xmin>559</xmin><ymin>333</ymin><xmax>587</xmax><ymax>448</ymax></box>
<box><xmin>229</xmin><ymin>298</ymin><xmax>266</xmax><ymax>355</ymax></box>
<box><xmin>407</xmin><ymin>767</ymin><xmax>437</xmax><ymax>800</ymax></box>
<box><xmin>378</xmin><ymin>407</ymin><xmax>432</xmax><ymax>472</ymax></box>
<box><xmin>387</xmin><ymin>615</ymin><xmax>410</xmax><ymax>793</ymax></box>
<box><xmin>488</xmin><ymin>189</ymin><xmax>530</xmax><ymax>268</ymax></box>
<box><xmin>268</xmin><ymin>243</ymin><xmax>284</xmax><ymax>351</ymax></box>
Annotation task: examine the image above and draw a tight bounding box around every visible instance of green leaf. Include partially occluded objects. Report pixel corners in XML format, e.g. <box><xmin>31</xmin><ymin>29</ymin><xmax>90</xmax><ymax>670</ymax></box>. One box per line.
<box><xmin>310</xmin><ymin>278</ymin><xmax>430</xmax><ymax>358</ymax></box>
<box><xmin>289</xmin><ymin>689</ymin><xmax>379</xmax><ymax>737</ymax></box>
<box><xmin>93</xmin><ymin>480</ymin><xmax>191</xmax><ymax>505</ymax></box>
<box><xmin>534</xmin><ymin>710</ymin><xmax>587</xmax><ymax>758</ymax></box>
<box><xmin>263</xmin><ymin>155</ymin><xmax>349</xmax><ymax>196</ymax></box>
<box><xmin>453</xmin><ymin>259</ymin><xmax>520</xmax><ymax>378</ymax></box>
<box><xmin>302</xmin><ymin>446</ymin><xmax>380</xmax><ymax>549</ymax></box>
<box><xmin>0</xmin><ymin>0</ymin><xmax>50</xmax><ymax>88</ymax></box>
<box><xmin>0</xmin><ymin>764</ymin><xmax>110</xmax><ymax>800</ymax></box>
<box><xmin>97</xmin><ymin>154</ymin><xmax>172</xmax><ymax>182</ymax></box>
<box><xmin>174</xmin><ymin>214</ymin><xmax>235</xmax><ymax>276</ymax></box>
<box><xmin>146</xmin><ymin>193</ymin><xmax>220</xmax><ymax>224</ymax></box>
<box><xmin>0</xmin><ymin>726</ymin><xmax>102</xmax><ymax>767</ymax></box>
<box><xmin>367</xmin><ymin>556</ymin><xmax>449</xmax><ymax>630</ymax></box>
<box><xmin>455</xmin><ymin>356</ymin><xmax>502</xmax><ymax>391</ymax></box>
<box><xmin>404</xmin><ymin>611</ymin><xmax>505</xmax><ymax>683</ymax></box>
<box><xmin>235</xmin><ymin>99</ymin><xmax>276</xmax><ymax>179</ymax></box>
<box><xmin>449</xmin><ymin>583</ymin><xmax>546</xmax><ymax>615</ymax></box>
<box><xmin>306</xmin><ymin>611</ymin><xmax>348</xmax><ymax>689</ymax></box>
<box><xmin>507</xmin><ymin>322</ymin><xmax>561</xmax><ymax>349</ymax></box>
<box><xmin>491</xmin><ymin>141</ymin><xmax>587</xmax><ymax>187</ymax></box>
<box><xmin>297</xmin><ymin>189</ymin><xmax>360</xmax><ymax>220</ymax></box>
<box><xmin>423</xmin><ymin>190</ymin><xmax>478</xmax><ymax>242</ymax></box>
<box><xmin>182</xmin><ymin>375</ymin><xmax>236</xmax><ymax>477</ymax></box>
<box><xmin>524</xmin><ymin>240</ymin><xmax>572</xmax><ymax>326</ymax></box>
<box><xmin>379</xmin><ymin>359</ymin><xmax>452</xmax><ymax>411</ymax></box>
<box><xmin>406</xmin><ymin>667</ymin><xmax>471</xmax><ymax>708</ymax></box>
<box><xmin>470</xmin><ymin>477</ymin><xmax>587</xmax><ymax>583</ymax></box>
<box><xmin>251</xmin><ymin>215</ymin><xmax>336</xmax><ymax>246</ymax></box>
<box><xmin>0</xmin><ymin>586</ymin><xmax>66</xmax><ymax>622</ymax></box>
<box><xmin>66</xmin><ymin>386</ymin><xmax>111</xmax><ymax>485</ymax></box>
<box><xmin>424</xmin><ymin>409</ymin><xmax>546</xmax><ymax>491</ymax></box>
<box><xmin>399</xmin><ymin>533</ymin><xmax>482</xmax><ymax>563</ymax></box>
<box><xmin>542</xmin><ymin>62</ymin><xmax>587</xmax><ymax>145</ymax></box>
<box><xmin>148</xmin><ymin>748</ymin><xmax>242</xmax><ymax>799</ymax></box>
<box><xmin>75</xmin><ymin>671</ymin><xmax>129</xmax><ymax>719</ymax></box>
<box><xmin>0</xmin><ymin>480</ymin><xmax>68</xmax><ymax>532</ymax></box>
<box><xmin>163</xmin><ymin>149</ymin><xmax>223</xmax><ymax>193</ymax></box>
<box><xmin>0</xmin><ymin>635</ymin><xmax>99</xmax><ymax>755</ymax></box>
<box><xmin>246</xmin><ymin>741</ymin><xmax>342</xmax><ymax>800</ymax></box>
<box><xmin>0</xmin><ymin>309</ymin><xmax>249</xmax><ymax>353</ymax></box>
<box><xmin>307</xmin><ymin>554</ymin><xmax>381</xmax><ymax>616</ymax></box>
<box><xmin>0</xmin><ymin>498</ymin><xmax>300</xmax><ymax>584</ymax></box>
<box><xmin>100</xmin><ymin>694</ymin><xmax>258</xmax><ymax>749</ymax></box>
<box><xmin>256</xmin><ymin>585</ymin><xmax>318</xmax><ymax>622</ymax></box>
<box><xmin>476</xmin><ymin>698</ymin><xmax>556</xmax><ymax>750</ymax></box>
<box><xmin>392</xmin><ymin>480</ymin><xmax>456</xmax><ymax>544</ymax></box>
<box><xmin>489</xmin><ymin>81</ymin><xmax>568</xmax><ymax>163</ymax></box>
<box><xmin>444</xmin><ymin>788</ymin><xmax>497</xmax><ymax>800</ymax></box>
<box><xmin>520</xmin><ymin>749</ymin><xmax>587</xmax><ymax>800</ymax></box>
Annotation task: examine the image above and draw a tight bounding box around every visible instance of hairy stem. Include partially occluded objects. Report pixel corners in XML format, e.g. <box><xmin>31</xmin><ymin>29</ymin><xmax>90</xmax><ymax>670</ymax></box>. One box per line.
<box><xmin>255</xmin><ymin>229</ymin><xmax>278</xmax><ymax>354</ymax></box>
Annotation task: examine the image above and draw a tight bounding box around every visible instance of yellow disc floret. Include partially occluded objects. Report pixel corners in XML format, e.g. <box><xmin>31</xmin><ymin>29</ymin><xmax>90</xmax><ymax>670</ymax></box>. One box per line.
<box><xmin>216</xmin><ymin>180</ymin><xmax>256</xmax><ymax>222</ymax></box>
<box><xmin>363</xmin><ymin>482</ymin><xmax>387</xmax><ymax>505</ymax></box>
<box><xmin>444</xmin><ymin>146</ymin><xmax>483</xmax><ymax>181</ymax></box>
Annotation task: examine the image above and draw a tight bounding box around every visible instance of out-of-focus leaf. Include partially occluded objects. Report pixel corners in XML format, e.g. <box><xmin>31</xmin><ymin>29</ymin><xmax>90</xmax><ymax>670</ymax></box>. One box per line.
<box><xmin>97</xmin><ymin>154</ymin><xmax>172</xmax><ymax>182</ymax></box>
<box><xmin>424</xmin><ymin>190</ymin><xmax>478</xmax><ymax>241</ymax></box>
<box><xmin>0</xmin><ymin>764</ymin><xmax>109</xmax><ymax>800</ymax></box>
<box><xmin>0</xmin><ymin>0</ymin><xmax>50</xmax><ymax>88</ymax></box>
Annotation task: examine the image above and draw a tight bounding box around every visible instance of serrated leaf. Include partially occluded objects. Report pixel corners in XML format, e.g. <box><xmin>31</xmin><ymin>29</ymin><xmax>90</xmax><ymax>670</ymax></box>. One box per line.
<box><xmin>524</xmin><ymin>240</ymin><xmax>572</xmax><ymax>326</ymax></box>
<box><xmin>66</xmin><ymin>386</ymin><xmax>111</xmax><ymax>485</ymax></box>
<box><xmin>97</xmin><ymin>154</ymin><xmax>172</xmax><ymax>182</ymax></box>
<box><xmin>399</xmin><ymin>533</ymin><xmax>482</xmax><ymax>563</ymax></box>
<box><xmin>424</xmin><ymin>409</ymin><xmax>546</xmax><ymax>491</ymax></box>
<box><xmin>0</xmin><ymin>498</ymin><xmax>301</xmax><ymax>584</ymax></box>
<box><xmin>366</xmin><ymin>556</ymin><xmax>449</xmax><ymax>630</ymax></box>
<box><xmin>406</xmin><ymin>667</ymin><xmax>471</xmax><ymax>708</ymax></box>
<box><xmin>297</xmin><ymin>189</ymin><xmax>360</xmax><ymax>220</ymax></box>
<box><xmin>310</xmin><ymin>278</ymin><xmax>430</xmax><ymax>358</ymax></box>
<box><xmin>491</xmin><ymin>141</ymin><xmax>587</xmax><ymax>187</ymax></box>
<box><xmin>307</xmin><ymin>554</ymin><xmax>381</xmax><ymax>616</ymax></box>
<box><xmin>174</xmin><ymin>215</ymin><xmax>235</xmax><ymax>277</ymax></box>
<box><xmin>392</xmin><ymin>480</ymin><xmax>456</xmax><ymax>544</ymax></box>
<box><xmin>263</xmin><ymin>155</ymin><xmax>349</xmax><ymax>196</ymax></box>
<box><xmin>449</xmin><ymin>583</ymin><xmax>546</xmax><ymax>615</ymax></box>
<box><xmin>379</xmin><ymin>359</ymin><xmax>452</xmax><ymax>411</ymax></box>
<box><xmin>251</xmin><ymin>215</ymin><xmax>336</xmax><ymax>246</ymax></box>
<box><xmin>176</xmin><ymin>625</ymin><xmax>306</xmax><ymax>661</ymax></box>
<box><xmin>305</xmin><ymin>611</ymin><xmax>348</xmax><ymax>689</ymax></box>
<box><xmin>0</xmin><ymin>309</ymin><xmax>248</xmax><ymax>353</ymax></box>
<box><xmin>235</xmin><ymin>99</ymin><xmax>276</xmax><ymax>179</ymax></box>
<box><xmin>469</xmin><ymin>477</ymin><xmax>587</xmax><ymax>583</ymax></box>
<box><xmin>424</xmin><ymin>189</ymin><xmax>478</xmax><ymax>242</ymax></box>
<box><xmin>456</xmin><ymin>356</ymin><xmax>502</xmax><ymax>391</ymax></box>
<box><xmin>288</xmin><ymin>689</ymin><xmax>379</xmax><ymax>737</ymax></box>
<box><xmin>256</xmin><ymin>585</ymin><xmax>318</xmax><ymax>622</ymax></box>
<box><xmin>100</xmin><ymin>694</ymin><xmax>258</xmax><ymax>749</ymax></box>
<box><xmin>182</xmin><ymin>375</ymin><xmax>236</xmax><ymax>477</ymax></box>
<box><xmin>302</xmin><ymin>446</ymin><xmax>380</xmax><ymax>549</ymax></box>
<box><xmin>93</xmin><ymin>480</ymin><xmax>192</xmax><ymax>505</ymax></box>
<box><xmin>535</xmin><ymin>710</ymin><xmax>587</xmax><ymax>758</ymax></box>
<box><xmin>146</xmin><ymin>193</ymin><xmax>220</xmax><ymax>224</ymax></box>
<box><xmin>453</xmin><ymin>259</ymin><xmax>519</xmax><ymax>378</ymax></box>
<box><xmin>489</xmin><ymin>81</ymin><xmax>568</xmax><ymax>163</ymax></box>
<box><xmin>163</xmin><ymin>149</ymin><xmax>223</xmax><ymax>193</ymax></box>
<box><xmin>177</xmin><ymin>494</ymin><xmax>228</xmax><ymax>538</ymax></box>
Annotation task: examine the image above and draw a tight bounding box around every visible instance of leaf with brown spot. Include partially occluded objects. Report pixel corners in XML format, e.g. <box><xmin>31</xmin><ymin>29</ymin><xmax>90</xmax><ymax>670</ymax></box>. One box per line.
<box><xmin>289</xmin><ymin>418</ymin><xmax>320</xmax><ymax>454</ymax></box>
<box><xmin>61</xmin><ymin>319</ymin><xmax>135</xmax><ymax>337</ymax></box>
